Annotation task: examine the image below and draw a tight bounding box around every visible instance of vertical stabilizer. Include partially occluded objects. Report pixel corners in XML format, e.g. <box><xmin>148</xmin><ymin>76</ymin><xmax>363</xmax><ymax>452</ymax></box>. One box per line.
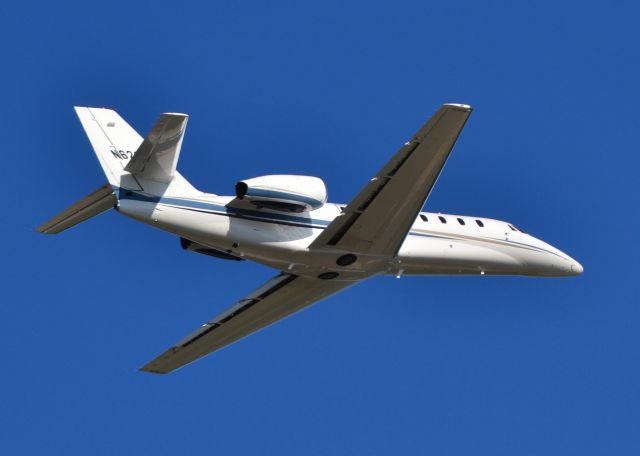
<box><xmin>74</xmin><ymin>107</ymin><xmax>144</xmax><ymax>187</ymax></box>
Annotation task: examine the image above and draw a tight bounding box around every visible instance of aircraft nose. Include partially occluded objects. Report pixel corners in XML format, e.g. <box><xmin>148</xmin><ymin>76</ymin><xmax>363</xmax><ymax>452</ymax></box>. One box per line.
<box><xmin>569</xmin><ymin>258</ymin><xmax>584</xmax><ymax>275</ymax></box>
<box><xmin>556</xmin><ymin>251</ymin><xmax>583</xmax><ymax>276</ymax></box>
<box><xmin>528</xmin><ymin>237</ymin><xmax>584</xmax><ymax>276</ymax></box>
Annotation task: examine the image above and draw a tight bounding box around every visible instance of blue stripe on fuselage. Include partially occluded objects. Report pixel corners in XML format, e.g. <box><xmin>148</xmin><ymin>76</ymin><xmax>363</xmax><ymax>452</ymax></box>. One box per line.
<box><xmin>117</xmin><ymin>188</ymin><xmax>560</xmax><ymax>257</ymax></box>
<box><xmin>118</xmin><ymin>189</ymin><xmax>331</xmax><ymax>228</ymax></box>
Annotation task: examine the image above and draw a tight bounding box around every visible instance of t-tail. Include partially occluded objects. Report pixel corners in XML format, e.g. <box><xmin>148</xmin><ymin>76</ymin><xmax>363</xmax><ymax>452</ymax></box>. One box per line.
<box><xmin>37</xmin><ymin>107</ymin><xmax>191</xmax><ymax>234</ymax></box>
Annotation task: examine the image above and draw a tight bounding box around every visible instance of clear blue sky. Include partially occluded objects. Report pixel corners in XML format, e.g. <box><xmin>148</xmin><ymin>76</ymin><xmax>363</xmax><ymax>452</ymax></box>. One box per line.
<box><xmin>2</xmin><ymin>1</ymin><xmax>638</xmax><ymax>454</ymax></box>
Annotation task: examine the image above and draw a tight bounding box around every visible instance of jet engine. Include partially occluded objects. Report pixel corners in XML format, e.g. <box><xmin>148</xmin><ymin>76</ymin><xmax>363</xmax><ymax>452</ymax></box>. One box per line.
<box><xmin>235</xmin><ymin>175</ymin><xmax>327</xmax><ymax>213</ymax></box>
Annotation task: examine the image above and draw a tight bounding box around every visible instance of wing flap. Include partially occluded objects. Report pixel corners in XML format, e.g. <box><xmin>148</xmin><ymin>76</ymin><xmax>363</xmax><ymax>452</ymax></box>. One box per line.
<box><xmin>310</xmin><ymin>103</ymin><xmax>472</xmax><ymax>256</ymax></box>
<box><xmin>141</xmin><ymin>274</ymin><xmax>351</xmax><ymax>374</ymax></box>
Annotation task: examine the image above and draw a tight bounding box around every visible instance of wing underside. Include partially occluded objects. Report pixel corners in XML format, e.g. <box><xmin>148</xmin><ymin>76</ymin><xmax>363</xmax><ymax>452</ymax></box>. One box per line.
<box><xmin>141</xmin><ymin>274</ymin><xmax>352</xmax><ymax>374</ymax></box>
<box><xmin>310</xmin><ymin>103</ymin><xmax>472</xmax><ymax>256</ymax></box>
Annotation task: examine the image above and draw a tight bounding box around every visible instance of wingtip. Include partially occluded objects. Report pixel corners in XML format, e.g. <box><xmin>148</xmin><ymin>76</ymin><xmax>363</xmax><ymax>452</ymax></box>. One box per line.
<box><xmin>443</xmin><ymin>103</ymin><xmax>472</xmax><ymax>111</ymax></box>
<box><xmin>139</xmin><ymin>366</ymin><xmax>169</xmax><ymax>375</ymax></box>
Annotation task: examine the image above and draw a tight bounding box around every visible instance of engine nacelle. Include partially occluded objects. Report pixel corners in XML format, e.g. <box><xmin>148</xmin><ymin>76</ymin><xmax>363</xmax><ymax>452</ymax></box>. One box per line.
<box><xmin>235</xmin><ymin>175</ymin><xmax>327</xmax><ymax>213</ymax></box>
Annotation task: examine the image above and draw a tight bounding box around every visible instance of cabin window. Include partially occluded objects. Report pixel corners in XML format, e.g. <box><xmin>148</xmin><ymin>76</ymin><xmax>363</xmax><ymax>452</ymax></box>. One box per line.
<box><xmin>420</xmin><ymin>214</ymin><xmax>428</xmax><ymax>222</ymax></box>
<box><xmin>475</xmin><ymin>219</ymin><xmax>484</xmax><ymax>227</ymax></box>
<box><xmin>438</xmin><ymin>216</ymin><xmax>447</xmax><ymax>224</ymax></box>
<box><xmin>457</xmin><ymin>218</ymin><xmax>465</xmax><ymax>225</ymax></box>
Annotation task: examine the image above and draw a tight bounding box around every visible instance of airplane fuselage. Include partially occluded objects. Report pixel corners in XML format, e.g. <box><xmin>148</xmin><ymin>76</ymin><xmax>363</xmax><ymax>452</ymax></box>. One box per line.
<box><xmin>38</xmin><ymin>104</ymin><xmax>584</xmax><ymax>373</ymax></box>
<box><xmin>117</xmin><ymin>188</ymin><xmax>582</xmax><ymax>282</ymax></box>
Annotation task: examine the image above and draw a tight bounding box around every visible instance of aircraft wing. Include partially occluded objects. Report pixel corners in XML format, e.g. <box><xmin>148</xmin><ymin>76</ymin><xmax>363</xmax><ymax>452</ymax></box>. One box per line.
<box><xmin>141</xmin><ymin>273</ymin><xmax>352</xmax><ymax>374</ymax></box>
<box><xmin>310</xmin><ymin>104</ymin><xmax>472</xmax><ymax>256</ymax></box>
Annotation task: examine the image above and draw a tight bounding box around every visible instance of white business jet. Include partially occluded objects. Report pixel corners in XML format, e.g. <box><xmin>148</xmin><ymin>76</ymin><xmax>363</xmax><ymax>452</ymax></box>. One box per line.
<box><xmin>38</xmin><ymin>104</ymin><xmax>582</xmax><ymax>373</ymax></box>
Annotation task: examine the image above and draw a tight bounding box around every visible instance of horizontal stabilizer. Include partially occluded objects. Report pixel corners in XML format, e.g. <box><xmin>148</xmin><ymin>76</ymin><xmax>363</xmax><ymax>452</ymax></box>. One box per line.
<box><xmin>36</xmin><ymin>184</ymin><xmax>116</xmax><ymax>234</ymax></box>
<box><xmin>125</xmin><ymin>113</ymin><xmax>188</xmax><ymax>183</ymax></box>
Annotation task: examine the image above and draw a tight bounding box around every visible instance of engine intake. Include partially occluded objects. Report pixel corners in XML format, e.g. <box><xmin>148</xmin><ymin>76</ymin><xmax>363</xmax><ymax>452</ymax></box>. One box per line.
<box><xmin>235</xmin><ymin>175</ymin><xmax>327</xmax><ymax>213</ymax></box>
